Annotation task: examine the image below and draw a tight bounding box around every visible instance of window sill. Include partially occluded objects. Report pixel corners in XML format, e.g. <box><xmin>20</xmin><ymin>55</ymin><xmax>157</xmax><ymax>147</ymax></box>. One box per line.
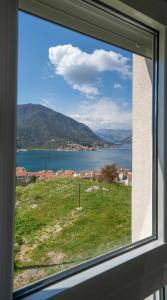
<box><xmin>16</xmin><ymin>240</ymin><xmax>166</xmax><ymax>300</ymax></box>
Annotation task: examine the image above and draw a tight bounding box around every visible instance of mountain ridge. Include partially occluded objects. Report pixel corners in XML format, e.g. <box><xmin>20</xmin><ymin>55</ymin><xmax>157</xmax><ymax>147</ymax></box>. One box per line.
<box><xmin>17</xmin><ymin>104</ymin><xmax>106</xmax><ymax>149</ymax></box>
<box><xmin>95</xmin><ymin>128</ymin><xmax>132</xmax><ymax>144</ymax></box>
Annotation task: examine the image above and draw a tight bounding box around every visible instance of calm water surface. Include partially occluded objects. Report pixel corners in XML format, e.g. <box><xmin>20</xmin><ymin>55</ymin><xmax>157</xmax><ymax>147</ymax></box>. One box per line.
<box><xmin>16</xmin><ymin>146</ymin><xmax>132</xmax><ymax>171</ymax></box>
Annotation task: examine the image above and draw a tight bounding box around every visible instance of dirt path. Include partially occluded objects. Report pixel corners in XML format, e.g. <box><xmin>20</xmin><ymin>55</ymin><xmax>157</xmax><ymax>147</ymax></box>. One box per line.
<box><xmin>14</xmin><ymin>208</ymin><xmax>83</xmax><ymax>289</ymax></box>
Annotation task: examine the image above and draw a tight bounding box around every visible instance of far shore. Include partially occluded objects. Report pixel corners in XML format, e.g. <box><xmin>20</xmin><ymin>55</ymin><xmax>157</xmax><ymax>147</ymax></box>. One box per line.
<box><xmin>17</xmin><ymin>148</ymin><xmax>111</xmax><ymax>152</ymax></box>
<box><xmin>16</xmin><ymin>144</ymin><xmax>128</xmax><ymax>153</ymax></box>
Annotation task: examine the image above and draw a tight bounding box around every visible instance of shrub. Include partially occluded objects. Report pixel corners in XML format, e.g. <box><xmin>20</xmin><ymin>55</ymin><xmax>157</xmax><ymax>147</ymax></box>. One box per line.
<box><xmin>29</xmin><ymin>175</ymin><xmax>37</xmax><ymax>183</ymax></box>
<box><xmin>99</xmin><ymin>164</ymin><xmax>118</xmax><ymax>183</ymax></box>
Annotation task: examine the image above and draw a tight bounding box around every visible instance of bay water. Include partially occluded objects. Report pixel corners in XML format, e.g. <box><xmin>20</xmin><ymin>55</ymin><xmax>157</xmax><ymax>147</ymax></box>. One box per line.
<box><xmin>16</xmin><ymin>145</ymin><xmax>132</xmax><ymax>172</ymax></box>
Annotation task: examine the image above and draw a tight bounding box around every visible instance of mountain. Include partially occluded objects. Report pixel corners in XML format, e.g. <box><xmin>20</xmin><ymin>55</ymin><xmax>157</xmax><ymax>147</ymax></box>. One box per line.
<box><xmin>17</xmin><ymin>104</ymin><xmax>105</xmax><ymax>149</ymax></box>
<box><xmin>96</xmin><ymin>129</ymin><xmax>132</xmax><ymax>144</ymax></box>
<box><xmin>120</xmin><ymin>135</ymin><xmax>132</xmax><ymax>144</ymax></box>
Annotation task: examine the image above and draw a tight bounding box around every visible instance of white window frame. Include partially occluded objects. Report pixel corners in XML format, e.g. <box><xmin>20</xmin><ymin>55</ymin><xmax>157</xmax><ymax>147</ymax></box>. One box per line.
<box><xmin>1</xmin><ymin>0</ymin><xmax>167</xmax><ymax>299</ymax></box>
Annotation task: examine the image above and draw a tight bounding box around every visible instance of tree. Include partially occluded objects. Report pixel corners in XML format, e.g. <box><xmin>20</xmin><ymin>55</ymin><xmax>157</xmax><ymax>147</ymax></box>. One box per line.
<box><xmin>29</xmin><ymin>175</ymin><xmax>37</xmax><ymax>183</ymax></box>
<box><xmin>99</xmin><ymin>164</ymin><xmax>118</xmax><ymax>183</ymax></box>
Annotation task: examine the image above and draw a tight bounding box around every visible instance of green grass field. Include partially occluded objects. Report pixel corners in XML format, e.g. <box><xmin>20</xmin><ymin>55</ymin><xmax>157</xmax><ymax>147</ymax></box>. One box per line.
<box><xmin>14</xmin><ymin>177</ymin><xmax>131</xmax><ymax>290</ymax></box>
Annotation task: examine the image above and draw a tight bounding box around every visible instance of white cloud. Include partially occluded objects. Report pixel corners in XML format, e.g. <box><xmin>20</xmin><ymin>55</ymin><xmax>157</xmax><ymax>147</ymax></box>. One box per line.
<box><xmin>70</xmin><ymin>98</ymin><xmax>132</xmax><ymax>130</ymax></box>
<box><xmin>114</xmin><ymin>83</ymin><xmax>123</xmax><ymax>89</ymax></box>
<box><xmin>41</xmin><ymin>98</ymin><xmax>57</xmax><ymax>111</ymax></box>
<box><xmin>49</xmin><ymin>44</ymin><xmax>131</xmax><ymax>97</ymax></box>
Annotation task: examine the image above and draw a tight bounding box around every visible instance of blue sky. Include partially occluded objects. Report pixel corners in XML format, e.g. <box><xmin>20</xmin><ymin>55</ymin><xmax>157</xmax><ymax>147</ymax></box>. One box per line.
<box><xmin>18</xmin><ymin>11</ymin><xmax>132</xmax><ymax>130</ymax></box>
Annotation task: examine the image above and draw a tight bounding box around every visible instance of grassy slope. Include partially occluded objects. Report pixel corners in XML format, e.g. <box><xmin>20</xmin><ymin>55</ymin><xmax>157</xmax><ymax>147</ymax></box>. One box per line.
<box><xmin>14</xmin><ymin>178</ymin><xmax>131</xmax><ymax>289</ymax></box>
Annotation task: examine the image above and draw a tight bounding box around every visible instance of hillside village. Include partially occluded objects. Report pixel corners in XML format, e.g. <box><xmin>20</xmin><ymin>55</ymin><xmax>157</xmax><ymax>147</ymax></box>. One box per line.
<box><xmin>16</xmin><ymin>166</ymin><xmax>132</xmax><ymax>186</ymax></box>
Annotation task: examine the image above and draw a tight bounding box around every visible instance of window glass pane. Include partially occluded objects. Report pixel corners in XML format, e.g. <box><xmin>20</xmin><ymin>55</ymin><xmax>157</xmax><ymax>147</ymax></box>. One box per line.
<box><xmin>14</xmin><ymin>11</ymin><xmax>155</xmax><ymax>291</ymax></box>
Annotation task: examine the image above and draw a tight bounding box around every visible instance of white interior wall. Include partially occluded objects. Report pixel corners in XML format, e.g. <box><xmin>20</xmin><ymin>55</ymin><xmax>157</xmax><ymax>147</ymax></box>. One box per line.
<box><xmin>132</xmin><ymin>54</ymin><xmax>153</xmax><ymax>242</ymax></box>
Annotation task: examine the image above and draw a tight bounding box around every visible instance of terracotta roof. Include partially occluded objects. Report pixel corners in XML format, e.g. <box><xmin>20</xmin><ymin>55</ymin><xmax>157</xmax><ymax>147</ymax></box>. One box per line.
<box><xmin>16</xmin><ymin>169</ymin><xmax>27</xmax><ymax>177</ymax></box>
<box><xmin>127</xmin><ymin>172</ymin><xmax>132</xmax><ymax>181</ymax></box>
<box><xmin>38</xmin><ymin>172</ymin><xmax>56</xmax><ymax>180</ymax></box>
<box><xmin>65</xmin><ymin>170</ymin><xmax>74</xmax><ymax>176</ymax></box>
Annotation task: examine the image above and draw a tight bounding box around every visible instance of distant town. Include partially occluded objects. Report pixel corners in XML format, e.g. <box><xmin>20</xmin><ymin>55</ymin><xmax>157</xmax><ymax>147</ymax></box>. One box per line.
<box><xmin>16</xmin><ymin>166</ymin><xmax>132</xmax><ymax>186</ymax></box>
<box><xmin>17</xmin><ymin>142</ymin><xmax>112</xmax><ymax>153</ymax></box>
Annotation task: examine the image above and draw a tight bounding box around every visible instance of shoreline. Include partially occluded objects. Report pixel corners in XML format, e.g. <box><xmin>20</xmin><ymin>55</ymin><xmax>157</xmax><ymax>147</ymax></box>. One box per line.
<box><xmin>16</xmin><ymin>166</ymin><xmax>132</xmax><ymax>186</ymax></box>
<box><xmin>16</xmin><ymin>166</ymin><xmax>132</xmax><ymax>174</ymax></box>
<box><xmin>16</xmin><ymin>145</ymin><xmax>131</xmax><ymax>153</ymax></box>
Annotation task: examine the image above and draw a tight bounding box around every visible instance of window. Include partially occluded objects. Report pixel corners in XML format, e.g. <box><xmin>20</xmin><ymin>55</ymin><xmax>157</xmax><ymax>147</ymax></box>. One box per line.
<box><xmin>14</xmin><ymin>1</ymin><xmax>157</xmax><ymax>293</ymax></box>
<box><xmin>0</xmin><ymin>1</ymin><xmax>167</xmax><ymax>300</ymax></box>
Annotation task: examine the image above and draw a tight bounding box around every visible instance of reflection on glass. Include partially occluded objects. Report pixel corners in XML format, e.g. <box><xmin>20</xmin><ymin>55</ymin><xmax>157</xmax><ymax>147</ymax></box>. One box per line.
<box><xmin>144</xmin><ymin>290</ymin><xmax>160</xmax><ymax>300</ymax></box>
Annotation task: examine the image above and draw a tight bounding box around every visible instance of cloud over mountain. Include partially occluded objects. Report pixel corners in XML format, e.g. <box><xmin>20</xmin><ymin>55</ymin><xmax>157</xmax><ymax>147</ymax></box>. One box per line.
<box><xmin>49</xmin><ymin>44</ymin><xmax>131</xmax><ymax>97</ymax></box>
<box><xmin>70</xmin><ymin>98</ymin><xmax>132</xmax><ymax>130</ymax></box>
